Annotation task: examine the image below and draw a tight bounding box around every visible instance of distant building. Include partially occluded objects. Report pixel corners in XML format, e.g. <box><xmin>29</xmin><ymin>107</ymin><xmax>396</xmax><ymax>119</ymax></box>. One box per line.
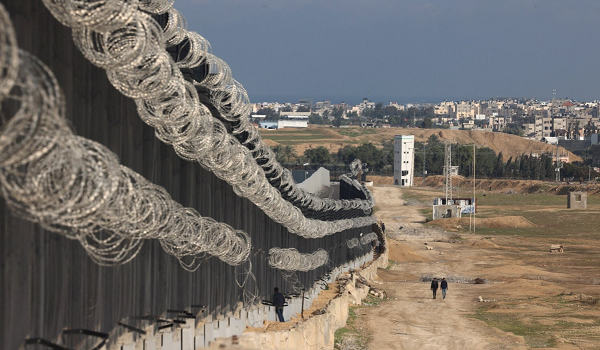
<box><xmin>394</xmin><ymin>135</ymin><xmax>414</xmax><ymax>187</ymax></box>
<box><xmin>280</xmin><ymin>111</ymin><xmax>310</xmax><ymax>118</ymax></box>
<box><xmin>258</xmin><ymin>120</ymin><xmax>308</xmax><ymax>129</ymax></box>
<box><xmin>389</xmin><ymin>102</ymin><xmax>405</xmax><ymax>111</ymax></box>
<box><xmin>298</xmin><ymin>98</ymin><xmax>313</xmax><ymax>108</ymax></box>
<box><xmin>432</xmin><ymin>197</ymin><xmax>476</xmax><ymax>219</ymax></box>
<box><xmin>278</xmin><ymin>120</ymin><xmax>308</xmax><ymax>128</ymax></box>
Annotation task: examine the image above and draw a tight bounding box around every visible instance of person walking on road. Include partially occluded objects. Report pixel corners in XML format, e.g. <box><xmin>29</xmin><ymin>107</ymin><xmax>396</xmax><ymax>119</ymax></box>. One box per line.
<box><xmin>441</xmin><ymin>277</ymin><xmax>448</xmax><ymax>299</ymax></box>
<box><xmin>430</xmin><ymin>278</ymin><xmax>439</xmax><ymax>299</ymax></box>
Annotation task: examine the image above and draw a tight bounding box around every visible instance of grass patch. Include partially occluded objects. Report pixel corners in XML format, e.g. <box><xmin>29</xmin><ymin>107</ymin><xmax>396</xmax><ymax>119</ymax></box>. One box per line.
<box><xmin>401</xmin><ymin>189</ymin><xmax>434</xmax><ymax>202</ymax></box>
<box><xmin>477</xmin><ymin>193</ymin><xmax>570</xmax><ymax>207</ymax></box>
<box><xmin>334</xmin><ymin>307</ymin><xmax>368</xmax><ymax>350</ymax></box>
<box><xmin>334</xmin><ymin>294</ymin><xmax>390</xmax><ymax>349</ymax></box>
<box><xmin>418</xmin><ymin>189</ymin><xmax>600</xmax><ymax>240</ymax></box>
<box><xmin>362</xmin><ymin>294</ymin><xmax>387</xmax><ymax>307</ymax></box>
<box><xmin>418</xmin><ymin>208</ymin><xmax>433</xmax><ymax>222</ymax></box>
<box><xmin>470</xmin><ymin>306</ymin><xmax>556</xmax><ymax>348</ymax></box>
<box><xmin>336</xmin><ymin>129</ymin><xmax>380</xmax><ymax>138</ymax></box>
<box><xmin>386</xmin><ymin>260</ymin><xmax>397</xmax><ymax>270</ymax></box>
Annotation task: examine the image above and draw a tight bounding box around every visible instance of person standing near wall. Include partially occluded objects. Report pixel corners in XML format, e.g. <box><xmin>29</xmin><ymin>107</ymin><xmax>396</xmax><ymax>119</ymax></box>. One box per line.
<box><xmin>273</xmin><ymin>287</ymin><xmax>285</xmax><ymax>322</ymax></box>
<box><xmin>441</xmin><ymin>278</ymin><xmax>448</xmax><ymax>299</ymax></box>
<box><xmin>430</xmin><ymin>278</ymin><xmax>439</xmax><ymax>299</ymax></box>
<box><xmin>381</xmin><ymin>222</ymin><xmax>386</xmax><ymax>234</ymax></box>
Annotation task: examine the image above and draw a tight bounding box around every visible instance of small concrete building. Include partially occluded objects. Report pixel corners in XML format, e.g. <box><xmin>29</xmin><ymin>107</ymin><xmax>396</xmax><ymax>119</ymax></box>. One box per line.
<box><xmin>394</xmin><ymin>135</ymin><xmax>414</xmax><ymax>187</ymax></box>
<box><xmin>432</xmin><ymin>205</ymin><xmax>461</xmax><ymax>220</ymax></box>
<box><xmin>434</xmin><ymin>197</ymin><xmax>476</xmax><ymax>214</ymax></box>
<box><xmin>567</xmin><ymin>191</ymin><xmax>587</xmax><ymax>209</ymax></box>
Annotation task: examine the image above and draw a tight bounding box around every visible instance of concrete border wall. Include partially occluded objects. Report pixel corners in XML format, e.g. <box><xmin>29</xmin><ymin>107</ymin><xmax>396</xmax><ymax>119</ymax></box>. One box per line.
<box><xmin>213</xmin><ymin>246</ymin><xmax>389</xmax><ymax>350</ymax></box>
<box><xmin>0</xmin><ymin>3</ymin><xmax>374</xmax><ymax>349</ymax></box>
<box><xmin>101</xmin><ymin>250</ymin><xmax>386</xmax><ymax>350</ymax></box>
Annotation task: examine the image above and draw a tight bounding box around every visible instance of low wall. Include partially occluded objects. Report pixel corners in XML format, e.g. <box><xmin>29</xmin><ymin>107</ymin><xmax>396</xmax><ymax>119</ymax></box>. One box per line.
<box><xmin>101</xmin><ymin>247</ymin><xmax>387</xmax><ymax>350</ymax></box>
<box><xmin>211</xmin><ymin>244</ymin><xmax>389</xmax><ymax>350</ymax></box>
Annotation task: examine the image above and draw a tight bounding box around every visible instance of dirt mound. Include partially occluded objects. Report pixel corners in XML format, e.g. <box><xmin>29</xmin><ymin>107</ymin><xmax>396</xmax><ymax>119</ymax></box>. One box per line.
<box><xmin>481</xmin><ymin>216</ymin><xmax>536</xmax><ymax>228</ymax></box>
<box><xmin>481</xmin><ymin>264</ymin><xmax>549</xmax><ymax>277</ymax></box>
<box><xmin>428</xmin><ymin>216</ymin><xmax>535</xmax><ymax>231</ymax></box>
<box><xmin>377</xmin><ymin>268</ymin><xmax>419</xmax><ymax>282</ymax></box>
<box><xmin>262</xmin><ymin>139</ymin><xmax>278</xmax><ymax>148</ymax></box>
<box><xmin>471</xmin><ymin>239</ymin><xmax>501</xmax><ymax>249</ymax></box>
<box><xmin>387</xmin><ymin>241</ymin><xmax>426</xmax><ymax>262</ymax></box>
<box><xmin>367</xmin><ymin>175</ymin><xmax>394</xmax><ymax>185</ymax></box>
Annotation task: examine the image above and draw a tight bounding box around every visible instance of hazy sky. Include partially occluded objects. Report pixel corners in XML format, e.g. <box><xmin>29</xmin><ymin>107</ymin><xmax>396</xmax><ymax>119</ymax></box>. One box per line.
<box><xmin>177</xmin><ymin>0</ymin><xmax>600</xmax><ymax>104</ymax></box>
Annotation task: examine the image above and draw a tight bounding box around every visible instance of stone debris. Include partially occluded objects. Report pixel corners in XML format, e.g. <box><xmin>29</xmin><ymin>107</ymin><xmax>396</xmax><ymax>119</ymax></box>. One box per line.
<box><xmin>425</xmin><ymin>246</ymin><xmax>433</xmax><ymax>250</ymax></box>
<box><xmin>337</xmin><ymin>270</ymin><xmax>371</xmax><ymax>305</ymax></box>
<box><xmin>369</xmin><ymin>287</ymin><xmax>387</xmax><ymax>299</ymax></box>
<box><xmin>550</xmin><ymin>244</ymin><xmax>564</xmax><ymax>253</ymax></box>
<box><xmin>478</xmin><ymin>296</ymin><xmax>496</xmax><ymax>303</ymax></box>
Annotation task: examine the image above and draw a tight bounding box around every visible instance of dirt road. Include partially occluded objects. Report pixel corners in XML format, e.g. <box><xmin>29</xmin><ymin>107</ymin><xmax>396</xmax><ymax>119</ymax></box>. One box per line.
<box><xmin>361</xmin><ymin>186</ymin><xmax>539</xmax><ymax>350</ymax></box>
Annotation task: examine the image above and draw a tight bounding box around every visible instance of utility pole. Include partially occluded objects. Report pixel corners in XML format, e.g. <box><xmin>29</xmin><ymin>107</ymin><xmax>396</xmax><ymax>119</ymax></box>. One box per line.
<box><xmin>555</xmin><ymin>144</ymin><xmax>562</xmax><ymax>183</ymax></box>
<box><xmin>444</xmin><ymin>142</ymin><xmax>452</xmax><ymax>202</ymax></box>
<box><xmin>423</xmin><ymin>145</ymin><xmax>426</xmax><ymax>177</ymax></box>
<box><xmin>473</xmin><ymin>143</ymin><xmax>476</xmax><ymax>234</ymax></box>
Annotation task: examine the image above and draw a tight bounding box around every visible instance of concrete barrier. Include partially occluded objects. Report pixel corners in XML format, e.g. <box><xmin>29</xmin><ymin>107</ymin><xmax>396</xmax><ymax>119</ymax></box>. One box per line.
<box><xmin>105</xmin><ymin>247</ymin><xmax>388</xmax><ymax>350</ymax></box>
<box><xmin>209</xmin><ymin>245</ymin><xmax>389</xmax><ymax>350</ymax></box>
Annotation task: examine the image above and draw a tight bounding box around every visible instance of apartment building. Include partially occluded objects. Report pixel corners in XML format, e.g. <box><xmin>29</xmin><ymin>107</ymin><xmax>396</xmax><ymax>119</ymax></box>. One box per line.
<box><xmin>456</xmin><ymin>101</ymin><xmax>478</xmax><ymax>119</ymax></box>
<box><xmin>434</xmin><ymin>101</ymin><xmax>456</xmax><ymax>116</ymax></box>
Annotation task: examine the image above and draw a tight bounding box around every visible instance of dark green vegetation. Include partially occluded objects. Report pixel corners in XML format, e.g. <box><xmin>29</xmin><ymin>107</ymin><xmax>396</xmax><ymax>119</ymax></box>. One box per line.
<box><xmin>269</xmin><ymin>130</ymin><xmax>599</xmax><ymax>180</ymax></box>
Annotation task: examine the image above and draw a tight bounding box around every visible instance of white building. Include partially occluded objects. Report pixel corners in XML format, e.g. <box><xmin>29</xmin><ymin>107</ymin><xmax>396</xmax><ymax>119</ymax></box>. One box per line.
<box><xmin>277</xmin><ymin>120</ymin><xmax>308</xmax><ymax>128</ymax></box>
<box><xmin>394</xmin><ymin>135</ymin><xmax>415</xmax><ymax>187</ymax></box>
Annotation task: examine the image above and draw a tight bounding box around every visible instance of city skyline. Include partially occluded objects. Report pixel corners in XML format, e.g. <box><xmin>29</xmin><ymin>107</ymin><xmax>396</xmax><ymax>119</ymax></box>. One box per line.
<box><xmin>179</xmin><ymin>0</ymin><xmax>600</xmax><ymax>104</ymax></box>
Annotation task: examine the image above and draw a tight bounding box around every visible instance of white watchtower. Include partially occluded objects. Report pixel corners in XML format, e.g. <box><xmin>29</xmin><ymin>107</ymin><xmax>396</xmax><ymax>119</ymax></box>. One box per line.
<box><xmin>394</xmin><ymin>135</ymin><xmax>415</xmax><ymax>186</ymax></box>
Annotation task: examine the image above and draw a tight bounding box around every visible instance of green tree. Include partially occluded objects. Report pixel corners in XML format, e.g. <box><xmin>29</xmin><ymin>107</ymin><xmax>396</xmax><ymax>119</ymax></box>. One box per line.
<box><xmin>494</xmin><ymin>152</ymin><xmax>505</xmax><ymax>177</ymax></box>
<box><xmin>256</xmin><ymin>108</ymin><xmax>280</xmax><ymax>120</ymax></box>
<box><xmin>502</xmin><ymin>125</ymin><xmax>524</xmax><ymax>136</ymax></box>
<box><xmin>272</xmin><ymin>145</ymin><xmax>297</xmax><ymax>164</ymax></box>
<box><xmin>332</xmin><ymin>106</ymin><xmax>344</xmax><ymax>118</ymax></box>
<box><xmin>421</xmin><ymin>117</ymin><xmax>434</xmax><ymax>129</ymax></box>
<box><xmin>304</xmin><ymin>146</ymin><xmax>331</xmax><ymax>166</ymax></box>
<box><xmin>308</xmin><ymin>113</ymin><xmax>325</xmax><ymax>125</ymax></box>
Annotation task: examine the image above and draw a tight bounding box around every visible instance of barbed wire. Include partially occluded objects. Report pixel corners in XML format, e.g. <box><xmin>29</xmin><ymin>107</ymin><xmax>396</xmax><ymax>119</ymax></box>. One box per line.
<box><xmin>0</xmin><ymin>4</ymin><xmax>18</xmax><ymax>101</ymax></box>
<box><xmin>268</xmin><ymin>248</ymin><xmax>329</xmax><ymax>272</ymax></box>
<box><xmin>360</xmin><ymin>232</ymin><xmax>378</xmax><ymax>245</ymax></box>
<box><xmin>39</xmin><ymin>0</ymin><xmax>377</xmax><ymax>239</ymax></box>
<box><xmin>0</xmin><ymin>11</ymin><xmax>251</xmax><ymax>268</ymax></box>
<box><xmin>347</xmin><ymin>238</ymin><xmax>360</xmax><ymax>249</ymax></box>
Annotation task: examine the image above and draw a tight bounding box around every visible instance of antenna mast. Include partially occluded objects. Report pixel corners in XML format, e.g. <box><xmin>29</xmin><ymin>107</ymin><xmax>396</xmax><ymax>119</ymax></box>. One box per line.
<box><xmin>445</xmin><ymin>143</ymin><xmax>452</xmax><ymax>202</ymax></box>
<box><xmin>555</xmin><ymin>145</ymin><xmax>562</xmax><ymax>183</ymax></box>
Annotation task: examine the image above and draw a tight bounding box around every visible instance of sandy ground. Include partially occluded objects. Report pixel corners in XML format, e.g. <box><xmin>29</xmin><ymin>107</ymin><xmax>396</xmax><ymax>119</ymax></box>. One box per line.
<box><xmin>357</xmin><ymin>186</ymin><xmax>587</xmax><ymax>350</ymax></box>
